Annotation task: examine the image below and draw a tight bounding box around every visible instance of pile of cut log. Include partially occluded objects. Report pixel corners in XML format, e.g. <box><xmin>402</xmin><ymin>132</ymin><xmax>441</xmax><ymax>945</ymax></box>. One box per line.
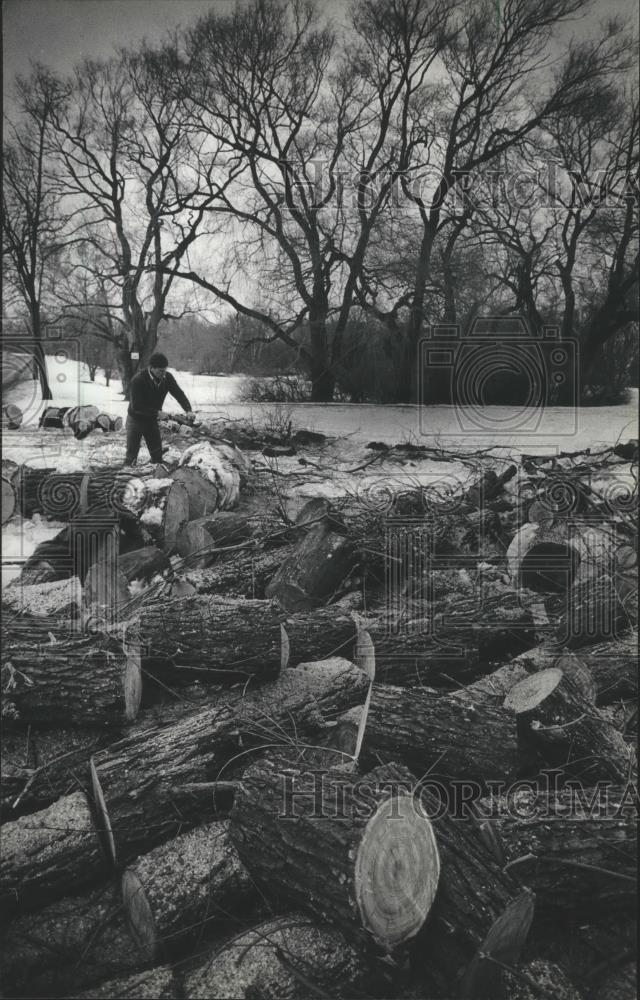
<box><xmin>0</xmin><ymin>441</ymin><xmax>637</xmax><ymax>998</ymax></box>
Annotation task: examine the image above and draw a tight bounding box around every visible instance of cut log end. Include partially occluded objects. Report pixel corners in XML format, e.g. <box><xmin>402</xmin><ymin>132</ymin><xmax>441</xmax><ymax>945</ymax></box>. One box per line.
<box><xmin>2</xmin><ymin>477</ymin><xmax>16</xmax><ymax>524</ymax></box>
<box><xmin>355</xmin><ymin>793</ymin><xmax>440</xmax><ymax>950</ymax></box>
<box><xmin>161</xmin><ymin>482</ymin><xmax>190</xmax><ymax>554</ymax></box>
<box><xmin>90</xmin><ymin>758</ymin><xmax>116</xmax><ymax>865</ymax></box>
<box><xmin>121</xmin><ymin>868</ymin><xmax>157</xmax><ymax>961</ymax></box>
<box><xmin>504</xmin><ymin>668</ymin><xmax>563</xmax><ymax>715</ymax></box>
<box><xmin>124</xmin><ymin>642</ymin><xmax>142</xmax><ymax>722</ymax></box>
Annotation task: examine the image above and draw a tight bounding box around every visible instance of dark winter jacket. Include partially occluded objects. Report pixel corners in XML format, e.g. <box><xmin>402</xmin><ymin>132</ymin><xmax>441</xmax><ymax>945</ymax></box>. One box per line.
<box><xmin>127</xmin><ymin>369</ymin><xmax>192</xmax><ymax>420</ymax></box>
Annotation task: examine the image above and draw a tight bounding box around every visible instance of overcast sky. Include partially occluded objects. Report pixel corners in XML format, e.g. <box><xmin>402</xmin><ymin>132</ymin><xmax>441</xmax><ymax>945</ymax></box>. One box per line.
<box><xmin>3</xmin><ymin>0</ymin><xmax>638</xmax><ymax>100</ymax></box>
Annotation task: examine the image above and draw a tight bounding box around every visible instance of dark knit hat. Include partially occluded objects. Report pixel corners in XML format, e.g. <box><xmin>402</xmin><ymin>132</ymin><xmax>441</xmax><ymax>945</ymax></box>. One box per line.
<box><xmin>149</xmin><ymin>352</ymin><xmax>168</xmax><ymax>368</ymax></box>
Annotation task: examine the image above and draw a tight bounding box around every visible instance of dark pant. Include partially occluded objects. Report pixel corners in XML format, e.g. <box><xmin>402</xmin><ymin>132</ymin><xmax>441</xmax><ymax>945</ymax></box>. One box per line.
<box><xmin>125</xmin><ymin>414</ymin><xmax>163</xmax><ymax>464</ymax></box>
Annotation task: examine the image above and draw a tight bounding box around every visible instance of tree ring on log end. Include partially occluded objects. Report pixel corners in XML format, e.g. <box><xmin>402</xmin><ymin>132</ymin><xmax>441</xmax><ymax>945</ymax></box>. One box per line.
<box><xmin>90</xmin><ymin>758</ymin><xmax>117</xmax><ymax>864</ymax></box>
<box><xmin>504</xmin><ymin>668</ymin><xmax>563</xmax><ymax>714</ymax></box>
<box><xmin>122</xmin><ymin>868</ymin><xmax>157</xmax><ymax>961</ymax></box>
<box><xmin>162</xmin><ymin>482</ymin><xmax>190</xmax><ymax>554</ymax></box>
<box><xmin>124</xmin><ymin>641</ymin><xmax>143</xmax><ymax>721</ymax></box>
<box><xmin>355</xmin><ymin>792</ymin><xmax>440</xmax><ymax>950</ymax></box>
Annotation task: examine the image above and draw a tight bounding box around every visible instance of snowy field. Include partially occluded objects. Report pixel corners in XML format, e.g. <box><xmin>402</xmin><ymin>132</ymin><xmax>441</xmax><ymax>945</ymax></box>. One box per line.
<box><xmin>4</xmin><ymin>354</ymin><xmax>638</xmax><ymax>455</ymax></box>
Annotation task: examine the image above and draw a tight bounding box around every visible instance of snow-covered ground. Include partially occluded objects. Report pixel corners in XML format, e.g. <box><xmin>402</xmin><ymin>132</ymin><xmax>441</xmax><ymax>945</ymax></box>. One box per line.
<box><xmin>4</xmin><ymin>354</ymin><xmax>638</xmax><ymax>453</ymax></box>
<box><xmin>2</xmin><ymin>355</ymin><xmax>637</xmax><ymax>587</ymax></box>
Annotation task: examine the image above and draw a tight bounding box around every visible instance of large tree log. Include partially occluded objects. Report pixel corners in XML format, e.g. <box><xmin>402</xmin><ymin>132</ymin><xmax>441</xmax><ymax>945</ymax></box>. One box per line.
<box><xmin>477</xmin><ymin>787</ymin><xmax>637</xmax><ymax>913</ymax></box>
<box><xmin>176</xmin><ymin>513</ymin><xmax>253</xmax><ymax>568</ymax></box>
<box><xmin>121</xmin><ymin>819</ymin><xmax>254</xmax><ymax>962</ymax></box>
<box><xmin>84</xmin><ymin>546</ymin><xmax>172</xmax><ymax>623</ymax></box>
<box><xmin>230</xmin><ymin>760</ymin><xmax>441</xmax><ymax>952</ymax></box>
<box><xmin>0</xmin><ymin>725</ymin><xmax>114</xmax><ymax>822</ymax></box>
<box><xmin>0</xmin><ymin>792</ymin><xmax>108</xmax><ymax>915</ymax></box>
<box><xmin>3</xmin><ymin>576</ymin><xmax>83</xmax><ymax>620</ymax></box>
<box><xmin>173</xmin><ymin>440</ymin><xmax>243</xmax><ymax>513</ymax></box>
<box><xmin>90</xmin><ymin>659</ymin><xmax>369</xmax><ymax>865</ymax></box>
<box><xmin>360</xmin><ymin>684</ymin><xmax>520</xmax><ymax>783</ymax></box>
<box><xmin>187</xmin><ymin>545</ymin><xmax>291</xmax><ymax>599</ymax></box>
<box><xmin>70</xmin><ymin>966</ymin><xmax>179</xmax><ymax>1000</ymax></box>
<box><xmin>181</xmin><ymin>915</ymin><xmax>371</xmax><ymax>1000</ymax></box>
<box><xmin>3</xmin><ymin>402</ymin><xmax>23</xmax><ymax>429</ymax></box>
<box><xmin>454</xmin><ymin>652</ymin><xmax>597</xmax><ymax>706</ymax></box>
<box><xmin>0</xmin><ymin>883</ymin><xmax>142</xmax><ymax>997</ymax></box>
<box><xmin>504</xmin><ymin>669</ymin><xmax>634</xmax><ymax>783</ymax></box>
<box><xmin>265</xmin><ymin>521</ymin><xmax>359</xmax><ymax>610</ymax></box>
<box><xmin>511</xmin><ymin>636</ymin><xmax>638</xmax><ymax>703</ymax></box>
<box><xmin>1</xmin><ymin>631</ymin><xmax>142</xmax><ymax>727</ymax></box>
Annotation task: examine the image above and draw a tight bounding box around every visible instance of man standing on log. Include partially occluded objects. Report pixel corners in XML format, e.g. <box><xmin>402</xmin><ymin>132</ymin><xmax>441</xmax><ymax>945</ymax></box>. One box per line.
<box><xmin>124</xmin><ymin>353</ymin><xmax>195</xmax><ymax>467</ymax></box>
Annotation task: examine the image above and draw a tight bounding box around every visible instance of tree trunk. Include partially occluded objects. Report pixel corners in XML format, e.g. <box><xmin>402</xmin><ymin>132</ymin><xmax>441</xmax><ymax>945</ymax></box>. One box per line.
<box><xmin>504</xmin><ymin>668</ymin><xmax>633</xmax><ymax>783</ymax></box>
<box><xmin>230</xmin><ymin>760</ymin><xmax>441</xmax><ymax>952</ymax></box>
<box><xmin>121</xmin><ymin>819</ymin><xmax>254</xmax><ymax>962</ymax></box>
<box><xmin>32</xmin><ymin>335</ymin><xmax>53</xmax><ymax>400</ymax></box>
<box><xmin>0</xmin><ymin>883</ymin><xmax>142</xmax><ymax>998</ymax></box>
<box><xmin>477</xmin><ymin>787</ymin><xmax>637</xmax><ymax>913</ymax></box>
<box><xmin>182</xmin><ymin>915</ymin><xmax>371</xmax><ymax>1000</ymax></box>
<box><xmin>265</xmin><ymin>521</ymin><xmax>358</xmax><ymax>610</ymax></box>
<box><xmin>2</xmin><ymin>631</ymin><xmax>142</xmax><ymax>727</ymax></box>
<box><xmin>360</xmin><ymin>685</ymin><xmax>519</xmax><ymax>784</ymax></box>
<box><xmin>0</xmin><ymin>725</ymin><xmax>114</xmax><ymax>822</ymax></box>
<box><xmin>308</xmin><ymin>317</ymin><xmax>334</xmax><ymax>402</ymax></box>
<box><xmin>175</xmin><ymin>513</ymin><xmax>253</xmax><ymax>568</ymax></box>
<box><xmin>90</xmin><ymin>659</ymin><xmax>368</xmax><ymax>865</ymax></box>
<box><xmin>69</xmin><ymin>966</ymin><xmax>179</xmax><ymax>1000</ymax></box>
<box><xmin>0</xmin><ymin>792</ymin><xmax>107</xmax><ymax>915</ymax></box>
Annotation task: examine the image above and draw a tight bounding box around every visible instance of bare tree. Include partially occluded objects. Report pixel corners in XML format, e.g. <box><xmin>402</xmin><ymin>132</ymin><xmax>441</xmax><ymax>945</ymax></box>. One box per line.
<box><xmin>2</xmin><ymin>68</ymin><xmax>73</xmax><ymax>399</ymax></box>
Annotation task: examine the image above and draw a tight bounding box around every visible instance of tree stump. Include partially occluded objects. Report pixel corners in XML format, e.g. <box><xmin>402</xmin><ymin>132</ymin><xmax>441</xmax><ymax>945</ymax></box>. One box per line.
<box><xmin>181</xmin><ymin>915</ymin><xmax>370</xmax><ymax>1000</ymax></box>
<box><xmin>1</xmin><ymin>631</ymin><xmax>142</xmax><ymax>727</ymax></box>
<box><xmin>176</xmin><ymin>513</ymin><xmax>253</xmax><ymax>568</ymax></box>
<box><xmin>230</xmin><ymin>760</ymin><xmax>441</xmax><ymax>952</ymax></box>
<box><xmin>0</xmin><ymin>792</ymin><xmax>107</xmax><ymax>915</ymax></box>
<box><xmin>504</xmin><ymin>669</ymin><xmax>634</xmax><ymax>783</ymax></box>
<box><xmin>477</xmin><ymin>787</ymin><xmax>637</xmax><ymax>912</ymax></box>
<box><xmin>90</xmin><ymin>659</ymin><xmax>368</xmax><ymax>864</ymax></box>
<box><xmin>121</xmin><ymin>819</ymin><xmax>254</xmax><ymax>961</ymax></box>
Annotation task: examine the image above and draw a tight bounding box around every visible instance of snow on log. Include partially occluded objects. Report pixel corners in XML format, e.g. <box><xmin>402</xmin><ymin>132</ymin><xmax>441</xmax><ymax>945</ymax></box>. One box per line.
<box><xmin>121</xmin><ymin>819</ymin><xmax>254</xmax><ymax>962</ymax></box>
<box><xmin>265</xmin><ymin>521</ymin><xmax>359</xmax><ymax>610</ymax></box>
<box><xmin>0</xmin><ymin>882</ymin><xmax>142</xmax><ymax>997</ymax></box>
<box><xmin>181</xmin><ymin>915</ymin><xmax>370</xmax><ymax>1000</ymax></box>
<box><xmin>69</xmin><ymin>966</ymin><xmax>179</xmax><ymax>1000</ymax></box>
<box><xmin>1</xmin><ymin>630</ymin><xmax>142</xmax><ymax>727</ymax></box>
<box><xmin>84</xmin><ymin>545</ymin><xmax>172</xmax><ymax>622</ymax></box>
<box><xmin>175</xmin><ymin>513</ymin><xmax>253</xmax><ymax>568</ymax></box>
<box><xmin>359</xmin><ymin>684</ymin><xmax>520</xmax><ymax>783</ymax></box>
<box><xmin>0</xmin><ymin>792</ymin><xmax>108</xmax><ymax>914</ymax></box>
<box><xmin>90</xmin><ymin>658</ymin><xmax>368</xmax><ymax>865</ymax></box>
<box><xmin>230</xmin><ymin>761</ymin><xmax>441</xmax><ymax>952</ymax></box>
<box><xmin>477</xmin><ymin>787</ymin><xmax>637</xmax><ymax>912</ymax></box>
<box><xmin>504</xmin><ymin>668</ymin><xmax>634</xmax><ymax>783</ymax></box>
<box><xmin>173</xmin><ymin>441</ymin><xmax>243</xmax><ymax>515</ymax></box>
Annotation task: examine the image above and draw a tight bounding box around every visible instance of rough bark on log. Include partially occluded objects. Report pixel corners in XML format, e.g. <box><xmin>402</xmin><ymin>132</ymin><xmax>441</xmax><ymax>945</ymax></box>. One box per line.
<box><xmin>0</xmin><ymin>792</ymin><xmax>107</xmax><ymax>915</ymax></box>
<box><xmin>477</xmin><ymin>787</ymin><xmax>637</xmax><ymax>913</ymax></box>
<box><xmin>412</xmin><ymin>792</ymin><xmax>535</xmax><ymax>999</ymax></box>
<box><xmin>84</xmin><ymin>546</ymin><xmax>171</xmax><ymax>621</ymax></box>
<box><xmin>360</xmin><ymin>684</ymin><xmax>520</xmax><ymax>783</ymax></box>
<box><xmin>90</xmin><ymin>659</ymin><xmax>368</xmax><ymax>865</ymax></box>
<box><xmin>504</xmin><ymin>669</ymin><xmax>634</xmax><ymax>783</ymax></box>
<box><xmin>455</xmin><ymin>652</ymin><xmax>597</xmax><ymax>706</ymax></box>
<box><xmin>512</xmin><ymin>635</ymin><xmax>638</xmax><ymax>704</ymax></box>
<box><xmin>69</xmin><ymin>966</ymin><xmax>179</xmax><ymax>1000</ymax></box>
<box><xmin>3</xmin><ymin>576</ymin><xmax>83</xmax><ymax>620</ymax></box>
<box><xmin>230</xmin><ymin>760</ymin><xmax>441</xmax><ymax>952</ymax></box>
<box><xmin>557</xmin><ymin>573</ymin><xmax>637</xmax><ymax>647</ymax></box>
<box><xmin>0</xmin><ymin>882</ymin><xmax>142</xmax><ymax>997</ymax></box>
<box><xmin>1</xmin><ymin>631</ymin><xmax>142</xmax><ymax>727</ymax></box>
<box><xmin>265</xmin><ymin>522</ymin><xmax>359</xmax><ymax>610</ymax></box>
<box><xmin>502</xmin><ymin>960</ymin><xmax>583</xmax><ymax>1000</ymax></box>
<box><xmin>181</xmin><ymin>915</ymin><xmax>370</xmax><ymax>1000</ymax></box>
<box><xmin>121</xmin><ymin>819</ymin><xmax>254</xmax><ymax>961</ymax></box>
<box><xmin>176</xmin><ymin>513</ymin><xmax>253</xmax><ymax>568</ymax></box>
<box><xmin>187</xmin><ymin>546</ymin><xmax>289</xmax><ymax>599</ymax></box>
